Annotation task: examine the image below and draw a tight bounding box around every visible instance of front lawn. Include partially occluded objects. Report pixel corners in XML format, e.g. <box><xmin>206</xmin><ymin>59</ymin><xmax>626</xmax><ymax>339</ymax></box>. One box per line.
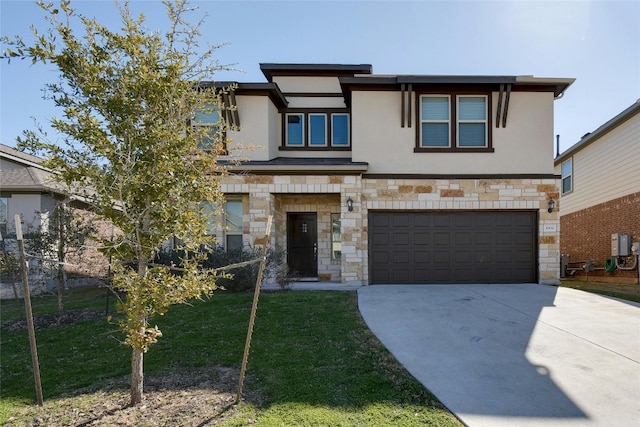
<box><xmin>1</xmin><ymin>289</ymin><xmax>461</xmax><ymax>426</ymax></box>
<box><xmin>560</xmin><ymin>280</ymin><xmax>640</xmax><ymax>303</ymax></box>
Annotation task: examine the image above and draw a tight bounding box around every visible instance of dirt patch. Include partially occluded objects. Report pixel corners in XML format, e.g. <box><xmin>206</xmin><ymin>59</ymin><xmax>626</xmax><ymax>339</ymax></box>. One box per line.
<box><xmin>5</xmin><ymin>368</ymin><xmax>261</xmax><ymax>426</ymax></box>
<box><xmin>2</xmin><ymin>309</ymin><xmax>106</xmax><ymax>331</ymax></box>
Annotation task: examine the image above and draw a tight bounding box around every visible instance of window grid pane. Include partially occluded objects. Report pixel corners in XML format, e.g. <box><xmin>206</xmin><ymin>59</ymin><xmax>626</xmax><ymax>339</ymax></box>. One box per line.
<box><xmin>309</xmin><ymin>114</ymin><xmax>327</xmax><ymax>146</ymax></box>
<box><xmin>422</xmin><ymin>123</ymin><xmax>450</xmax><ymax>147</ymax></box>
<box><xmin>226</xmin><ymin>200</ymin><xmax>243</xmax><ymax>234</ymax></box>
<box><xmin>331</xmin><ymin>114</ymin><xmax>350</xmax><ymax>146</ymax></box>
<box><xmin>459</xmin><ymin>97</ymin><xmax>486</xmax><ymax>120</ymax></box>
<box><xmin>286</xmin><ymin>114</ymin><xmax>304</xmax><ymax>146</ymax></box>
<box><xmin>194</xmin><ymin>104</ymin><xmax>222</xmax><ymax>150</ymax></box>
<box><xmin>458</xmin><ymin>96</ymin><xmax>487</xmax><ymax>147</ymax></box>
<box><xmin>422</xmin><ymin>97</ymin><xmax>449</xmax><ymax>120</ymax></box>
<box><xmin>458</xmin><ymin>123</ymin><xmax>486</xmax><ymax>147</ymax></box>
<box><xmin>226</xmin><ymin>235</ymin><xmax>243</xmax><ymax>252</ymax></box>
<box><xmin>561</xmin><ymin>159</ymin><xmax>573</xmax><ymax>193</ymax></box>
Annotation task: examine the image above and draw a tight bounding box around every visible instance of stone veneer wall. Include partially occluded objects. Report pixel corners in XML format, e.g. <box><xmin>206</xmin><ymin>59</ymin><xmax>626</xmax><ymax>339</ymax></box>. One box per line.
<box><xmin>221</xmin><ymin>175</ymin><xmax>560</xmax><ymax>285</ymax></box>
<box><xmin>560</xmin><ymin>192</ymin><xmax>640</xmax><ymax>283</ymax></box>
<box><xmin>359</xmin><ymin>178</ymin><xmax>560</xmax><ymax>285</ymax></box>
<box><xmin>221</xmin><ymin>175</ymin><xmax>360</xmax><ymax>283</ymax></box>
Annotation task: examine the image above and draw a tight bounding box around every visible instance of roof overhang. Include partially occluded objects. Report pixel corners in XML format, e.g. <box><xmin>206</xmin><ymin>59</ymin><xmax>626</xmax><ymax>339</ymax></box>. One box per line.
<box><xmin>340</xmin><ymin>75</ymin><xmax>574</xmax><ymax>98</ymax></box>
<box><xmin>555</xmin><ymin>100</ymin><xmax>640</xmax><ymax>164</ymax></box>
<box><xmin>260</xmin><ymin>63</ymin><xmax>373</xmax><ymax>82</ymax></box>
<box><xmin>220</xmin><ymin>157</ymin><xmax>369</xmax><ymax>175</ymax></box>
<box><xmin>197</xmin><ymin>81</ymin><xmax>288</xmax><ymax>109</ymax></box>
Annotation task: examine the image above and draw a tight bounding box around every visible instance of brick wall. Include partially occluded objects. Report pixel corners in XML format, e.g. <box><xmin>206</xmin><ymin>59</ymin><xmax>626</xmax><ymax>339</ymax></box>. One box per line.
<box><xmin>560</xmin><ymin>192</ymin><xmax>640</xmax><ymax>282</ymax></box>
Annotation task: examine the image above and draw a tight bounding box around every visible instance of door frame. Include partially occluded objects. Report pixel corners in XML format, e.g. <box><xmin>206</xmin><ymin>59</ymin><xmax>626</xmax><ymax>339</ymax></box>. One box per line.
<box><xmin>286</xmin><ymin>212</ymin><xmax>318</xmax><ymax>278</ymax></box>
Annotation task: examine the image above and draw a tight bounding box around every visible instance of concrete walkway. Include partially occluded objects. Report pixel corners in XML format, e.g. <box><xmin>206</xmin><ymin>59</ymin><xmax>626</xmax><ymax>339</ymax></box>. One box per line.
<box><xmin>358</xmin><ymin>284</ymin><xmax>640</xmax><ymax>427</ymax></box>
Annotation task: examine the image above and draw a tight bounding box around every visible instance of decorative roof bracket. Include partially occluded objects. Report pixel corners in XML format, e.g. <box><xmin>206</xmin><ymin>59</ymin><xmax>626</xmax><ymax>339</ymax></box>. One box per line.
<box><xmin>496</xmin><ymin>83</ymin><xmax>512</xmax><ymax>128</ymax></box>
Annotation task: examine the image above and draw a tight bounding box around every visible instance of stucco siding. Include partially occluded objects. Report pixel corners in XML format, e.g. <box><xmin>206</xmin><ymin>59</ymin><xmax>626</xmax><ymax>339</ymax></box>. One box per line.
<box><xmin>271</xmin><ymin>76</ymin><xmax>343</xmax><ymax>93</ymax></box>
<box><xmin>351</xmin><ymin>91</ymin><xmax>555</xmax><ymax>175</ymax></box>
<box><xmin>286</xmin><ymin>97</ymin><xmax>346</xmax><ymax>108</ymax></box>
<box><xmin>225</xmin><ymin>96</ymin><xmax>275</xmax><ymax>161</ymax></box>
<box><xmin>559</xmin><ymin>116</ymin><xmax>640</xmax><ymax>215</ymax></box>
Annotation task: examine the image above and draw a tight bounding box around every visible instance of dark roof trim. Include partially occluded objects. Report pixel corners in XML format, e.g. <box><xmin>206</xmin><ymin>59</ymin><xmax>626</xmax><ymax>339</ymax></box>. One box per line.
<box><xmin>198</xmin><ymin>81</ymin><xmax>288</xmax><ymax>109</ymax></box>
<box><xmin>340</xmin><ymin>75</ymin><xmax>574</xmax><ymax>98</ymax></box>
<box><xmin>220</xmin><ymin>157</ymin><xmax>368</xmax><ymax>175</ymax></box>
<box><xmin>555</xmin><ymin>100</ymin><xmax>640</xmax><ymax>164</ymax></box>
<box><xmin>260</xmin><ymin>63</ymin><xmax>373</xmax><ymax>82</ymax></box>
<box><xmin>363</xmin><ymin>173</ymin><xmax>560</xmax><ymax>180</ymax></box>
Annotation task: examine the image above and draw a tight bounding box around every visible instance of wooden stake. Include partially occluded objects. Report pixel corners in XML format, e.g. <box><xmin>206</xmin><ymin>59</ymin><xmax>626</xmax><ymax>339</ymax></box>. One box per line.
<box><xmin>236</xmin><ymin>216</ymin><xmax>272</xmax><ymax>404</ymax></box>
<box><xmin>15</xmin><ymin>214</ymin><xmax>44</xmax><ymax>406</ymax></box>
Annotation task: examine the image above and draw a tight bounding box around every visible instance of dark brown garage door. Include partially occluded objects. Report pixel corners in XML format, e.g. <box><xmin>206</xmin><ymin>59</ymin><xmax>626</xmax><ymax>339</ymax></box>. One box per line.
<box><xmin>369</xmin><ymin>211</ymin><xmax>537</xmax><ymax>284</ymax></box>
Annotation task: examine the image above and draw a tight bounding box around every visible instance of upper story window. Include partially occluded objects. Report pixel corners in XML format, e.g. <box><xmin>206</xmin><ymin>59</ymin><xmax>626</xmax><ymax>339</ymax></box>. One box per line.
<box><xmin>417</xmin><ymin>93</ymin><xmax>492</xmax><ymax>152</ymax></box>
<box><xmin>193</xmin><ymin>104</ymin><xmax>227</xmax><ymax>153</ymax></box>
<box><xmin>284</xmin><ymin>111</ymin><xmax>350</xmax><ymax>150</ymax></box>
<box><xmin>561</xmin><ymin>158</ymin><xmax>573</xmax><ymax>194</ymax></box>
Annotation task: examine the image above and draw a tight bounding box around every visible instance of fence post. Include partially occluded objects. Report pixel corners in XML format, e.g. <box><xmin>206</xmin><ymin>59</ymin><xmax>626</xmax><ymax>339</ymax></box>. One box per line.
<box><xmin>236</xmin><ymin>215</ymin><xmax>272</xmax><ymax>404</ymax></box>
<box><xmin>15</xmin><ymin>214</ymin><xmax>44</xmax><ymax>406</ymax></box>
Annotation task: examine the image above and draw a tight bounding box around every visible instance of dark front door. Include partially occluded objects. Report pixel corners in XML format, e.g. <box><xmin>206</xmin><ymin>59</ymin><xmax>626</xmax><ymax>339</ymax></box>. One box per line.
<box><xmin>287</xmin><ymin>213</ymin><xmax>318</xmax><ymax>278</ymax></box>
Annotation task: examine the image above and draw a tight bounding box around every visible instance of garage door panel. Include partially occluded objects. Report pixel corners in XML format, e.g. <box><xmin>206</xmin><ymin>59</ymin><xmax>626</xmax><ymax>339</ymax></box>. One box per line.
<box><xmin>369</xmin><ymin>211</ymin><xmax>537</xmax><ymax>284</ymax></box>
<box><xmin>393</xmin><ymin>251</ymin><xmax>410</xmax><ymax>263</ymax></box>
<box><xmin>372</xmin><ymin>251</ymin><xmax>389</xmax><ymax>263</ymax></box>
<box><xmin>415</xmin><ymin>250</ymin><xmax>430</xmax><ymax>263</ymax></box>
<box><xmin>372</xmin><ymin>232</ymin><xmax>389</xmax><ymax>245</ymax></box>
<box><xmin>433</xmin><ymin>232</ymin><xmax>451</xmax><ymax>245</ymax></box>
<box><xmin>455</xmin><ymin>232</ymin><xmax>473</xmax><ymax>245</ymax></box>
<box><xmin>392</xmin><ymin>214</ymin><xmax>410</xmax><ymax>227</ymax></box>
<box><xmin>455</xmin><ymin>250</ymin><xmax>473</xmax><ymax>263</ymax></box>
<box><xmin>393</xmin><ymin>233</ymin><xmax>410</xmax><ymax>245</ymax></box>
<box><xmin>415</xmin><ymin>232</ymin><xmax>430</xmax><ymax>245</ymax></box>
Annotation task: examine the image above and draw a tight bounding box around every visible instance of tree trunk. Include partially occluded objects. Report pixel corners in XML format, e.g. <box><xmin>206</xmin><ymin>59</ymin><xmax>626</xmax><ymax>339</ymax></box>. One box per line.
<box><xmin>131</xmin><ymin>346</ymin><xmax>144</xmax><ymax>404</ymax></box>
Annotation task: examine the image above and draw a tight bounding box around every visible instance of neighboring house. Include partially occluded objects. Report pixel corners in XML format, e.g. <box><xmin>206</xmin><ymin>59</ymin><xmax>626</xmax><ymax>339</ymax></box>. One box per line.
<box><xmin>203</xmin><ymin>63</ymin><xmax>573</xmax><ymax>286</ymax></box>
<box><xmin>554</xmin><ymin>101</ymin><xmax>640</xmax><ymax>284</ymax></box>
<box><xmin>0</xmin><ymin>144</ymin><xmax>109</xmax><ymax>293</ymax></box>
<box><xmin>0</xmin><ymin>144</ymin><xmax>61</xmax><ymax>237</ymax></box>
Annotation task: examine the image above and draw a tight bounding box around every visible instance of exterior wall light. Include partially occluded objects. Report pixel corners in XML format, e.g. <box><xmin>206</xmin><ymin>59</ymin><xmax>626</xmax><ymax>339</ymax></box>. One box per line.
<box><xmin>347</xmin><ymin>197</ymin><xmax>354</xmax><ymax>212</ymax></box>
<box><xmin>547</xmin><ymin>199</ymin><xmax>556</xmax><ymax>213</ymax></box>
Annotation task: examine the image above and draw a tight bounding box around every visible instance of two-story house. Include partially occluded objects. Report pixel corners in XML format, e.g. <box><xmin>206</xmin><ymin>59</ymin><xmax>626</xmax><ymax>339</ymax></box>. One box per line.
<box><xmin>554</xmin><ymin>101</ymin><xmax>640</xmax><ymax>283</ymax></box>
<box><xmin>205</xmin><ymin>63</ymin><xmax>573</xmax><ymax>286</ymax></box>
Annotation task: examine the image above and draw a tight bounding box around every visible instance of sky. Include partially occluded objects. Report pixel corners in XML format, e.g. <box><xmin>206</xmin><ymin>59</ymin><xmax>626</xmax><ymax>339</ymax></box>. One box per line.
<box><xmin>1</xmin><ymin>0</ymin><xmax>638</xmax><ymax>154</ymax></box>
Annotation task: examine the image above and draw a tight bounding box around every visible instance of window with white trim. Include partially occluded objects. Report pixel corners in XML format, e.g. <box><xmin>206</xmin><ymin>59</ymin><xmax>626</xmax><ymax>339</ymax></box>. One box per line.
<box><xmin>418</xmin><ymin>94</ymin><xmax>490</xmax><ymax>151</ymax></box>
<box><xmin>561</xmin><ymin>158</ymin><xmax>573</xmax><ymax>194</ymax></box>
<box><xmin>0</xmin><ymin>197</ymin><xmax>7</xmax><ymax>237</ymax></box>
<box><xmin>309</xmin><ymin>114</ymin><xmax>327</xmax><ymax>146</ymax></box>
<box><xmin>225</xmin><ymin>200</ymin><xmax>243</xmax><ymax>251</ymax></box>
<box><xmin>457</xmin><ymin>96</ymin><xmax>487</xmax><ymax>147</ymax></box>
<box><xmin>284</xmin><ymin>111</ymin><xmax>350</xmax><ymax>149</ymax></box>
<box><xmin>193</xmin><ymin>104</ymin><xmax>226</xmax><ymax>153</ymax></box>
<box><xmin>331</xmin><ymin>213</ymin><xmax>341</xmax><ymax>260</ymax></box>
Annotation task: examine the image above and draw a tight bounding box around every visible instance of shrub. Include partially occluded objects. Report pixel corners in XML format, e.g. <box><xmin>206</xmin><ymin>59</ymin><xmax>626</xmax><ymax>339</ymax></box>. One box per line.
<box><xmin>154</xmin><ymin>245</ymin><xmax>289</xmax><ymax>292</ymax></box>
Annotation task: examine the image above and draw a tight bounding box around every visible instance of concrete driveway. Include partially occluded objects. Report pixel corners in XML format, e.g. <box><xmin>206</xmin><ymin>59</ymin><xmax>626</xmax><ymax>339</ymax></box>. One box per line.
<box><xmin>358</xmin><ymin>284</ymin><xmax>640</xmax><ymax>427</ymax></box>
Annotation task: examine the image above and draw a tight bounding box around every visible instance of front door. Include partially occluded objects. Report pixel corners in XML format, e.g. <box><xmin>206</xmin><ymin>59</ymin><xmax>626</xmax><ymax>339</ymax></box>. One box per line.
<box><xmin>287</xmin><ymin>213</ymin><xmax>318</xmax><ymax>278</ymax></box>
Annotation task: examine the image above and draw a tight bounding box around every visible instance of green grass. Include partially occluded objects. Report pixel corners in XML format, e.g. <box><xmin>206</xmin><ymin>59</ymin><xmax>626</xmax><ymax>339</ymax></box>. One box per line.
<box><xmin>0</xmin><ymin>289</ymin><xmax>461</xmax><ymax>426</ymax></box>
<box><xmin>560</xmin><ymin>280</ymin><xmax>640</xmax><ymax>303</ymax></box>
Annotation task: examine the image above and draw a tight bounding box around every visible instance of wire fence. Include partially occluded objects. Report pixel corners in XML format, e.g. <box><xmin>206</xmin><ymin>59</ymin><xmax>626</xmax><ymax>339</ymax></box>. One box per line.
<box><xmin>0</xmin><ymin>282</ymin><xmax>120</xmax><ymax>327</ymax></box>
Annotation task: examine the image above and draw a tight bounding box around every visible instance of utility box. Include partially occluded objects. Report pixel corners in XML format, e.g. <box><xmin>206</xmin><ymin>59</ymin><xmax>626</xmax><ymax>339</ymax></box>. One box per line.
<box><xmin>611</xmin><ymin>233</ymin><xmax>632</xmax><ymax>256</ymax></box>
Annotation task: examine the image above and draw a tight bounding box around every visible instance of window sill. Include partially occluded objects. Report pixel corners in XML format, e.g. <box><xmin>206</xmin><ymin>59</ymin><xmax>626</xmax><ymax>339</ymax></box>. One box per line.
<box><xmin>414</xmin><ymin>147</ymin><xmax>495</xmax><ymax>153</ymax></box>
<box><xmin>280</xmin><ymin>146</ymin><xmax>352</xmax><ymax>151</ymax></box>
